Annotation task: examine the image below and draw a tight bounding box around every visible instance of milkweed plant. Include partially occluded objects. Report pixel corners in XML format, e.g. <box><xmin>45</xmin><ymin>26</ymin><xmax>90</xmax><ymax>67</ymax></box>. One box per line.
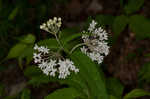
<box><xmin>4</xmin><ymin>0</ymin><xmax>150</xmax><ymax>98</ymax></box>
<box><xmin>33</xmin><ymin>17</ymin><xmax>109</xmax><ymax>79</ymax></box>
<box><xmin>31</xmin><ymin>17</ymin><xmax>111</xmax><ymax>99</ymax></box>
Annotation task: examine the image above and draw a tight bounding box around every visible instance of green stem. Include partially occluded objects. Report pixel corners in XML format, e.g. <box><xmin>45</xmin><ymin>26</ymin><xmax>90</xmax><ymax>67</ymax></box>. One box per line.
<box><xmin>55</xmin><ymin>34</ymin><xmax>64</xmax><ymax>50</ymax></box>
<box><xmin>69</xmin><ymin>43</ymin><xmax>86</xmax><ymax>54</ymax></box>
<box><xmin>54</xmin><ymin>34</ymin><xmax>69</xmax><ymax>54</ymax></box>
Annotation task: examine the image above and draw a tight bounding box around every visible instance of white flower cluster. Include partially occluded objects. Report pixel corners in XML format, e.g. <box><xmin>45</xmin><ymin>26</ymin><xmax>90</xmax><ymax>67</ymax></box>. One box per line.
<box><xmin>40</xmin><ymin>17</ymin><xmax>62</xmax><ymax>34</ymax></box>
<box><xmin>81</xmin><ymin>20</ymin><xmax>110</xmax><ymax>64</ymax></box>
<box><xmin>33</xmin><ymin>44</ymin><xmax>79</xmax><ymax>79</ymax></box>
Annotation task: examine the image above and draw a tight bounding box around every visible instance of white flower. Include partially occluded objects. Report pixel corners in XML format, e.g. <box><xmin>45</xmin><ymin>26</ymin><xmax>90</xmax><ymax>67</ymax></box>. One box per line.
<box><xmin>40</xmin><ymin>17</ymin><xmax>62</xmax><ymax>34</ymax></box>
<box><xmin>38</xmin><ymin>59</ymin><xmax>57</xmax><ymax>76</ymax></box>
<box><xmin>34</xmin><ymin>44</ymin><xmax>49</xmax><ymax>54</ymax></box>
<box><xmin>38</xmin><ymin>46</ymin><xmax>49</xmax><ymax>54</ymax></box>
<box><xmin>88</xmin><ymin>20</ymin><xmax>97</xmax><ymax>32</ymax></box>
<box><xmin>33</xmin><ymin>44</ymin><xmax>79</xmax><ymax>79</ymax></box>
<box><xmin>80</xmin><ymin>46</ymin><xmax>87</xmax><ymax>54</ymax></box>
<box><xmin>81</xmin><ymin>20</ymin><xmax>110</xmax><ymax>64</ymax></box>
<box><xmin>58</xmin><ymin>59</ymin><xmax>79</xmax><ymax>79</ymax></box>
<box><xmin>33</xmin><ymin>53</ymin><xmax>42</xmax><ymax>63</ymax></box>
<box><xmin>38</xmin><ymin>61</ymin><xmax>48</xmax><ymax>69</ymax></box>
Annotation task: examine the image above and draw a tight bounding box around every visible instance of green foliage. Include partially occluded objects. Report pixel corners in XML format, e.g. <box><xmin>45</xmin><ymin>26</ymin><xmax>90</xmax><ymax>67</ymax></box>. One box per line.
<box><xmin>110</xmin><ymin>95</ymin><xmax>118</xmax><ymax>99</ymax></box>
<box><xmin>70</xmin><ymin>51</ymin><xmax>108</xmax><ymax>99</ymax></box>
<box><xmin>124</xmin><ymin>0</ymin><xmax>145</xmax><ymax>15</ymax></box>
<box><xmin>37</xmin><ymin>39</ymin><xmax>59</xmax><ymax>50</ymax></box>
<box><xmin>7</xmin><ymin>43</ymin><xmax>27</xmax><ymax>59</ymax></box>
<box><xmin>24</xmin><ymin>66</ymin><xmax>42</xmax><ymax>77</ymax></box>
<box><xmin>21</xmin><ymin>88</ymin><xmax>31</xmax><ymax>99</ymax></box>
<box><xmin>24</xmin><ymin>66</ymin><xmax>54</xmax><ymax>86</ymax></box>
<box><xmin>20</xmin><ymin>34</ymin><xmax>36</xmax><ymax>44</ymax></box>
<box><xmin>95</xmin><ymin>15</ymin><xmax>115</xmax><ymax>26</ymax></box>
<box><xmin>129</xmin><ymin>15</ymin><xmax>150</xmax><ymax>40</ymax></box>
<box><xmin>123</xmin><ymin>89</ymin><xmax>150</xmax><ymax>99</ymax></box>
<box><xmin>44</xmin><ymin>88</ymin><xmax>80</xmax><ymax>99</ymax></box>
<box><xmin>7</xmin><ymin>34</ymin><xmax>35</xmax><ymax>59</ymax></box>
<box><xmin>6</xmin><ymin>34</ymin><xmax>35</xmax><ymax>68</ymax></box>
<box><xmin>113</xmin><ymin>15</ymin><xmax>128</xmax><ymax>42</ymax></box>
<box><xmin>18</xmin><ymin>46</ymin><xmax>34</xmax><ymax>66</ymax></box>
<box><xmin>60</xmin><ymin>28</ymin><xmax>81</xmax><ymax>45</ymax></box>
<box><xmin>106</xmin><ymin>78</ymin><xmax>124</xmax><ymax>98</ymax></box>
<box><xmin>59</xmin><ymin>28</ymin><xmax>82</xmax><ymax>51</ymax></box>
<box><xmin>138</xmin><ymin>63</ymin><xmax>150</xmax><ymax>83</ymax></box>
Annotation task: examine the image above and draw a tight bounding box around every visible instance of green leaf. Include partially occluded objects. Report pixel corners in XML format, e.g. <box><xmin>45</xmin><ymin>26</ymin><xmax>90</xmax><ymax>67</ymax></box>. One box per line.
<box><xmin>20</xmin><ymin>34</ymin><xmax>35</xmax><ymax>44</ymax></box>
<box><xmin>18</xmin><ymin>45</ymin><xmax>34</xmax><ymax>67</ymax></box>
<box><xmin>28</xmin><ymin>74</ymin><xmax>54</xmax><ymax>87</ymax></box>
<box><xmin>124</xmin><ymin>0</ymin><xmax>145</xmax><ymax>14</ymax></box>
<box><xmin>7</xmin><ymin>43</ymin><xmax>27</xmax><ymax>59</ymax></box>
<box><xmin>59</xmin><ymin>28</ymin><xmax>81</xmax><ymax>45</ymax></box>
<box><xmin>129</xmin><ymin>15</ymin><xmax>150</xmax><ymax>40</ymax></box>
<box><xmin>113</xmin><ymin>15</ymin><xmax>128</xmax><ymax>42</ymax></box>
<box><xmin>8</xmin><ymin>6</ymin><xmax>19</xmax><ymax>20</ymax></box>
<box><xmin>37</xmin><ymin>39</ymin><xmax>59</xmax><ymax>50</ymax></box>
<box><xmin>59</xmin><ymin>74</ymin><xmax>88</xmax><ymax>98</ymax></box>
<box><xmin>24</xmin><ymin>66</ymin><xmax>42</xmax><ymax>77</ymax></box>
<box><xmin>70</xmin><ymin>51</ymin><xmax>108</xmax><ymax>99</ymax></box>
<box><xmin>95</xmin><ymin>15</ymin><xmax>115</xmax><ymax>26</ymax></box>
<box><xmin>21</xmin><ymin>88</ymin><xmax>31</xmax><ymax>99</ymax></box>
<box><xmin>123</xmin><ymin>89</ymin><xmax>150</xmax><ymax>99</ymax></box>
<box><xmin>138</xmin><ymin>63</ymin><xmax>150</xmax><ymax>83</ymax></box>
<box><xmin>106</xmin><ymin>78</ymin><xmax>124</xmax><ymax>98</ymax></box>
<box><xmin>44</xmin><ymin>88</ymin><xmax>80</xmax><ymax>99</ymax></box>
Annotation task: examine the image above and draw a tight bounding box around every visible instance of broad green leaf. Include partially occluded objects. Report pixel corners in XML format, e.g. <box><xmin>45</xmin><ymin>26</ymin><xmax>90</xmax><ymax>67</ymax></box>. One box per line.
<box><xmin>124</xmin><ymin>0</ymin><xmax>145</xmax><ymax>14</ymax></box>
<box><xmin>70</xmin><ymin>51</ymin><xmax>108</xmax><ymax>99</ymax></box>
<box><xmin>113</xmin><ymin>15</ymin><xmax>128</xmax><ymax>42</ymax></box>
<box><xmin>20</xmin><ymin>34</ymin><xmax>35</xmax><ymax>44</ymax></box>
<box><xmin>129</xmin><ymin>15</ymin><xmax>150</xmax><ymax>40</ymax></box>
<box><xmin>59</xmin><ymin>74</ymin><xmax>89</xmax><ymax>98</ymax></box>
<box><xmin>7</xmin><ymin>43</ymin><xmax>27</xmax><ymax>59</ymax></box>
<box><xmin>44</xmin><ymin>88</ymin><xmax>80</xmax><ymax>99</ymax></box>
<box><xmin>95</xmin><ymin>15</ymin><xmax>115</xmax><ymax>26</ymax></box>
<box><xmin>106</xmin><ymin>78</ymin><xmax>124</xmax><ymax>98</ymax></box>
<box><xmin>138</xmin><ymin>63</ymin><xmax>150</xmax><ymax>83</ymax></box>
<box><xmin>37</xmin><ymin>39</ymin><xmax>59</xmax><ymax>50</ymax></box>
<box><xmin>21</xmin><ymin>88</ymin><xmax>31</xmax><ymax>99</ymax></box>
<box><xmin>18</xmin><ymin>45</ymin><xmax>34</xmax><ymax>68</ymax></box>
<box><xmin>123</xmin><ymin>89</ymin><xmax>150</xmax><ymax>99</ymax></box>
